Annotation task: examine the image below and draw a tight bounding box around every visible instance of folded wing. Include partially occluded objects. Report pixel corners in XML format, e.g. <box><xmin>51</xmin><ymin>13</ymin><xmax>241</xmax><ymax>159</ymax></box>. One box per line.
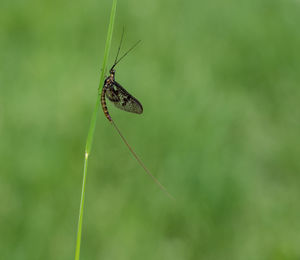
<box><xmin>105</xmin><ymin>81</ymin><xmax>143</xmax><ymax>114</ymax></box>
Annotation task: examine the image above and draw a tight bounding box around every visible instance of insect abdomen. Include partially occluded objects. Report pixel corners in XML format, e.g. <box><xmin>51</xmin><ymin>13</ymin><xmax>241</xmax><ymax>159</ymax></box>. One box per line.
<box><xmin>101</xmin><ymin>84</ymin><xmax>112</xmax><ymax>121</ymax></box>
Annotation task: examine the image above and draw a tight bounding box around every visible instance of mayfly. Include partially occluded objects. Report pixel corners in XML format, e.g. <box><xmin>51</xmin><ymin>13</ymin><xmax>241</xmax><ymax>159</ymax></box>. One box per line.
<box><xmin>101</xmin><ymin>30</ymin><xmax>174</xmax><ymax>200</ymax></box>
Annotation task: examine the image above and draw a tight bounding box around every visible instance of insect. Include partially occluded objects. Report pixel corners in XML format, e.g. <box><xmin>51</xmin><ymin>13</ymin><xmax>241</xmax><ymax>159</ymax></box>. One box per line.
<box><xmin>101</xmin><ymin>38</ymin><xmax>143</xmax><ymax>121</ymax></box>
<box><xmin>101</xmin><ymin>30</ymin><xmax>174</xmax><ymax>200</ymax></box>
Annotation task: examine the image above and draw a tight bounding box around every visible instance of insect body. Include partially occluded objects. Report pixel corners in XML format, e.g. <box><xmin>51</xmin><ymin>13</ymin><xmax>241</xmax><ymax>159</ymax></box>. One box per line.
<box><xmin>100</xmin><ymin>31</ymin><xmax>174</xmax><ymax>200</ymax></box>
<box><xmin>101</xmin><ymin>68</ymin><xmax>143</xmax><ymax>122</ymax></box>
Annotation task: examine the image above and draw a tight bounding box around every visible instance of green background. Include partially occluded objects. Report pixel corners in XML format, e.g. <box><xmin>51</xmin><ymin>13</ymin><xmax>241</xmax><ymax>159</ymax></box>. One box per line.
<box><xmin>1</xmin><ymin>0</ymin><xmax>300</xmax><ymax>259</ymax></box>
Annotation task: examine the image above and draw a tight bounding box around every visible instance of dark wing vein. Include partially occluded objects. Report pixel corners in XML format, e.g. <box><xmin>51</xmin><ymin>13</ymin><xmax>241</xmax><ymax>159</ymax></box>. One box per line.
<box><xmin>105</xmin><ymin>81</ymin><xmax>143</xmax><ymax>114</ymax></box>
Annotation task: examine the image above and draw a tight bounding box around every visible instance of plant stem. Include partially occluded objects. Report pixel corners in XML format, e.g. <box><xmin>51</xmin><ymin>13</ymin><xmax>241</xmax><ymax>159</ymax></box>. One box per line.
<box><xmin>74</xmin><ymin>1</ymin><xmax>117</xmax><ymax>259</ymax></box>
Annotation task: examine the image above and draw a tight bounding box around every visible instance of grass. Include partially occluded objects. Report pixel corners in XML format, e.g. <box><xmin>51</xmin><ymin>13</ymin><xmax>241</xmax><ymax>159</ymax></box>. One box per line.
<box><xmin>74</xmin><ymin>0</ymin><xmax>117</xmax><ymax>259</ymax></box>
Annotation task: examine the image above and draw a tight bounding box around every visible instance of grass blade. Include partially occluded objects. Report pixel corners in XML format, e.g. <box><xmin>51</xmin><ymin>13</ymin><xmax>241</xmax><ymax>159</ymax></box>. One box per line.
<box><xmin>74</xmin><ymin>1</ymin><xmax>117</xmax><ymax>259</ymax></box>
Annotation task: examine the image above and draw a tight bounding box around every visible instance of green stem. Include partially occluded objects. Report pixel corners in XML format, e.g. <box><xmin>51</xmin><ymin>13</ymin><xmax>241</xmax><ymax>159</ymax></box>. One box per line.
<box><xmin>74</xmin><ymin>1</ymin><xmax>117</xmax><ymax>259</ymax></box>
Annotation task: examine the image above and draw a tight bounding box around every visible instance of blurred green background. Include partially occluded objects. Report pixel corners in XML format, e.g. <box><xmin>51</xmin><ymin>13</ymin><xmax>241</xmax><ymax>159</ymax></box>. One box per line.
<box><xmin>1</xmin><ymin>0</ymin><xmax>300</xmax><ymax>259</ymax></box>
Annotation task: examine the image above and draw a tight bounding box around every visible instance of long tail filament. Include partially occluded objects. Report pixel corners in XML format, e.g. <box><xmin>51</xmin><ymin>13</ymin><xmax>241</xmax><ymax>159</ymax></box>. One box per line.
<box><xmin>110</xmin><ymin>119</ymin><xmax>175</xmax><ymax>200</ymax></box>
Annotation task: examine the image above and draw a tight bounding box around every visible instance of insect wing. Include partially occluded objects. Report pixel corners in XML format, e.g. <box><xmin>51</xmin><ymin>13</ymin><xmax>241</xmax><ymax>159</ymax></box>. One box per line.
<box><xmin>106</xmin><ymin>81</ymin><xmax>143</xmax><ymax>114</ymax></box>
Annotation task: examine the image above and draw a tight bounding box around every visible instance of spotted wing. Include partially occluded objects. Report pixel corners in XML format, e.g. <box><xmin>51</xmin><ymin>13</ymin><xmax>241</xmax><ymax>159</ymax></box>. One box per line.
<box><xmin>105</xmin><ymin>81</ymin><xmax>143</xmax><ymax>114</ymax></box>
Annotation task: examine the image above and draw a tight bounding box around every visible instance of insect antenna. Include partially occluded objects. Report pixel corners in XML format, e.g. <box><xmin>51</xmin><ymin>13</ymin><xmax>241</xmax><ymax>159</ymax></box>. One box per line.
<box><xmin>113</xmin><ymin>26</ymin><xmax>125</xmax><ymax>67</ymax></box>
<box><xmin>113</xmin><ymin>40</ymin><xmax>141</xmax><ymax>68</ymax></box>
<box><xmin>111</xmin><ymin>28</ymin><xmax>141</xmax><ymax>70</ymax></box>
<box><xmin>110</xmin><ymin>119</ymin><xmax>175</xmax><ymax>201</ymax></box>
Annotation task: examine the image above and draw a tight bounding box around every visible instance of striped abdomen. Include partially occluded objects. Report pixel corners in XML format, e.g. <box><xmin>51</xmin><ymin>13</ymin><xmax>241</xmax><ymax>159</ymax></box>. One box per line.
<box><xmin>101</xmin><ymin>84</ymin><xmax>112</xmax><ymax>121</ymax></box>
